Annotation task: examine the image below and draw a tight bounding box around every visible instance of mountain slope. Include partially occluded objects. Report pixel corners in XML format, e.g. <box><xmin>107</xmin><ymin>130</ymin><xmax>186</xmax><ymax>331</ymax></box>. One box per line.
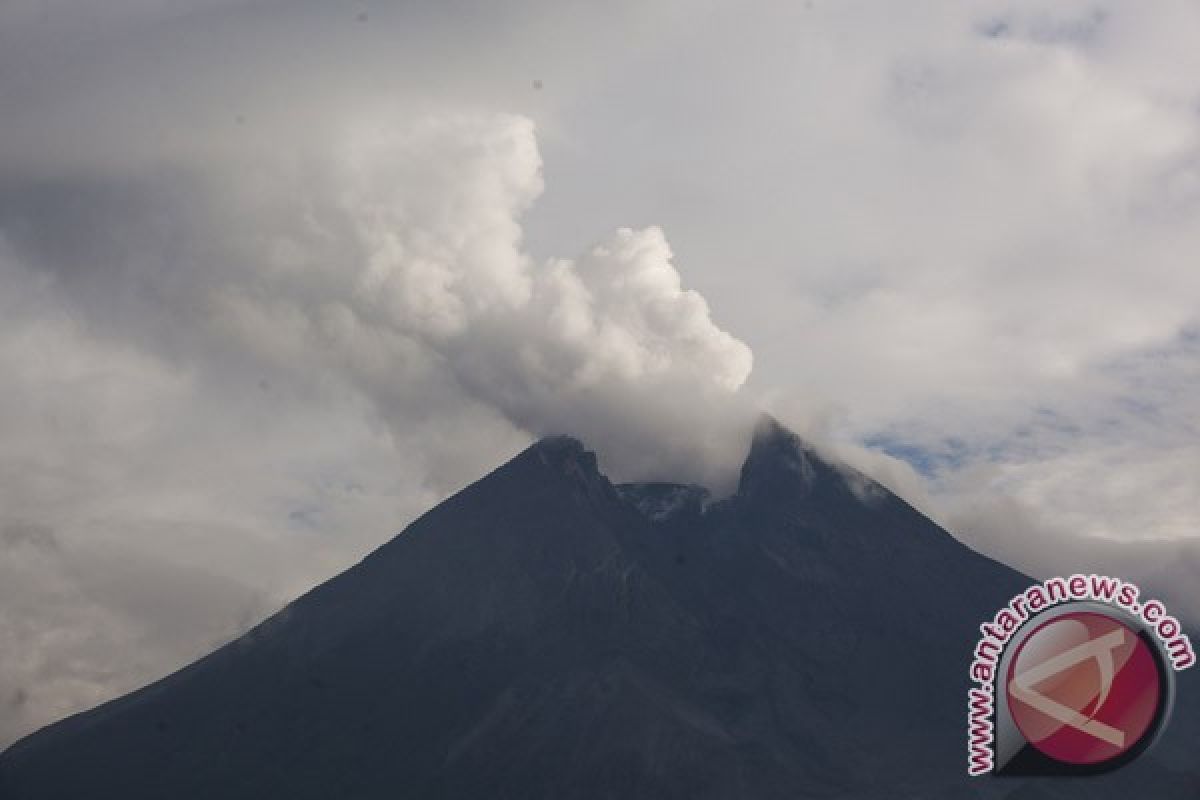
<box><xmin>1</xmin><ymin>418</ymin><xmax>1196</xmax><ymax>798</ymax></box>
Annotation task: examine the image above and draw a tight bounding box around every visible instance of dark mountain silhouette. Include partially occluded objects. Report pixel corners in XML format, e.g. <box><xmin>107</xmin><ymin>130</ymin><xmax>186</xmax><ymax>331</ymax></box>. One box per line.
<box><xmin>1</xmin><ymin>416</ymin><xmax>1196</xmax><ymax>798</ymax></box>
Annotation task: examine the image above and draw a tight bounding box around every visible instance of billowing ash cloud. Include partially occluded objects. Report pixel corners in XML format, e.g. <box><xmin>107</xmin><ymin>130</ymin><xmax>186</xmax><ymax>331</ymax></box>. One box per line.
<box><xmin>0</xmin><ymin>110</ymin><xmax>754</xmax><ymax>747</ymax></box>
<box><xmin>2</xmin><ymin>114</ymin><xmax>754</xmax><ymax>489</ymax></box>
<box><xmin>208</xmin><ymin>114</ymin><xmax>754</xmax><ymax>486</ymax></box>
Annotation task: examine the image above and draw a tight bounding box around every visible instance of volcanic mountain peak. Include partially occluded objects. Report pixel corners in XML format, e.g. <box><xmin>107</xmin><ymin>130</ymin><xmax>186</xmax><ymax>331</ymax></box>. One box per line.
<box><xmin>533</xmin><ymin>414</ymin><xmax>843</xmax><ymax>515</ymax></box>
<box><xmin>527</xmin><ymin>433</ymin><xmax>593</xmax><ymax>472</ymax></box>
<box><xmin>739</xmin><ymin>412</ymin><xmax>814</xmax><ymax>480</ymax></box>
<box><xmin>735</xmin><ymin>414</ymin><xmax>875</xmax><ymax>514</ymax></box>
<box><xmin>493</xmin><ymin>432</ymin><xmax>620</xmax><ymax>511</ymax></box>
<box><xmin>3</xmin><ymin>416</ymin><xmax>1197</xmax><ymax>799</ymax></box>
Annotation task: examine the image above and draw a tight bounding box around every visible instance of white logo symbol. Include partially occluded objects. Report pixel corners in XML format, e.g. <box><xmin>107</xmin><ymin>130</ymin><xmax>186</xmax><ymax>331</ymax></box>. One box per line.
<box><xmin>1008</xmin><ymin>628</ymin><xmax>1127</xmax><ymax>748</ymax></box>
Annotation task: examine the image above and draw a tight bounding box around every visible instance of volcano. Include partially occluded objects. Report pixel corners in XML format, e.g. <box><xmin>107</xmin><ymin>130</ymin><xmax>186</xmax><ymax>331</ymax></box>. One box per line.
<box><xmin>1</xmin><ymin>416</ymin><xmax>1196</xmax><ymax>798</ymax></box>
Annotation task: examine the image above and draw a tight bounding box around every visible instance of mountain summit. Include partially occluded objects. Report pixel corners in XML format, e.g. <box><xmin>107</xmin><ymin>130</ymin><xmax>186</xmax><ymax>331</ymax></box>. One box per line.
<box><xmin>1</xmin><ymin>417</ymin><xmax>1195</xmax><ymax>798</ymax></box>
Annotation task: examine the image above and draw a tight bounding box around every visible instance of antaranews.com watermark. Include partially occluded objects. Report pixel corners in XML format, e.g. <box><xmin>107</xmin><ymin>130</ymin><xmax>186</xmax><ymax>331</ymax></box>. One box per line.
<box><xmin>967</xmin><ymin>574</ymin><xmax>1194</xmax><ymax>777</ymax></box>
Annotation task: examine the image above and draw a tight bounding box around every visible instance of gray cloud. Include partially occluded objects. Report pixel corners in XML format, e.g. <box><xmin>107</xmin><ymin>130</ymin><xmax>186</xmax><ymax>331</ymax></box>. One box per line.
<box><xmin>1</xmin><ymin>523</ymin><xmax>59</xmax><ymax>553</ymax></box>
<box><xmin>8</xmin><ymin>688</ymin><xmax>28</xmax><ymax>711</ymax></box>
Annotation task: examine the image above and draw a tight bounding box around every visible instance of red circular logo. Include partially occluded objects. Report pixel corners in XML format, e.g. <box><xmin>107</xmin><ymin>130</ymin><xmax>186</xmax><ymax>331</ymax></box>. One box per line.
<box><xmin>1006</xmin><ymin>611</ymin><xmax>1163</xmax><ymax>765</ymax></box>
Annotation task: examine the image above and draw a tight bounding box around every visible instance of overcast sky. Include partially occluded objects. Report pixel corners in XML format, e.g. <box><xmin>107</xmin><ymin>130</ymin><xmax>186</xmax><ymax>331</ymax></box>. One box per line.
<box><xmin>2</xmin><ymin>0</ymin><xmax>1199</xmax><ymax>748</ymax></box>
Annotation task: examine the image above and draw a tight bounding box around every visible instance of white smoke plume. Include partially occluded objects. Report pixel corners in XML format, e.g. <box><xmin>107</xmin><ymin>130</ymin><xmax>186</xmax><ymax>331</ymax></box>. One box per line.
<box><xmin>232</xmin><ymin>114</ymin><xmax>753</xmax><ymax>484</ymax></box>
<box><xmin>0</xmin><ymin>111</ymin><xmax>755</xmax><ymax>747</ymax></box>
<box><xmin>5</xmin><ymin>113</ymin><xmax>755</xmax><ymax>486</ymax></box>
